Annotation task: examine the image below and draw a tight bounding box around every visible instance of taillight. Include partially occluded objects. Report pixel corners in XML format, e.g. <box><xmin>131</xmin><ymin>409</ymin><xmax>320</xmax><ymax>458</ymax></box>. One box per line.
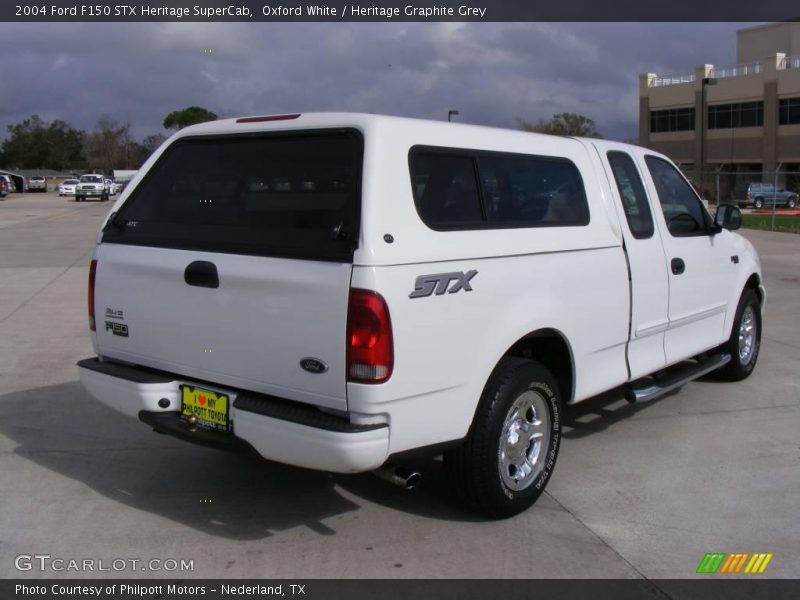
<box><xmin>346</xmin><ymin>289</ymin><xmax>393</xmax><ymax>384</ymax></box>
<box><xmin>88</xmin><ymin>259</ymin><xmax>97</xmax><ymax>331</ymax></box>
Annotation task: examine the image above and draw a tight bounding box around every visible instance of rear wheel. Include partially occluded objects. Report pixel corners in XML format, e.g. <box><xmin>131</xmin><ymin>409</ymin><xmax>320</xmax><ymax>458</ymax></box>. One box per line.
<box><xmin>715</xmin><ymin>288</ymin><xmax>761</xmax><ymax>381</ymax></box>
<box><xmin>444</xmin><ymin>357</ymin><xmax>561</xmax><ymax>518</ymax></box>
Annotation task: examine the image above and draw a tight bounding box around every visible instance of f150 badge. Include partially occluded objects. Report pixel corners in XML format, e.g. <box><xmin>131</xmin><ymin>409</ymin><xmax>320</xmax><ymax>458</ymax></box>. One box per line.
<box><xmin>105</xmin><ymin>322</ymin><xmax>129</xmax><ymax>337</ymax></box>
<box><xmin>409</xmin><ymin>270</ymin><xmax>478</xmax><ymax>299</ymax></box>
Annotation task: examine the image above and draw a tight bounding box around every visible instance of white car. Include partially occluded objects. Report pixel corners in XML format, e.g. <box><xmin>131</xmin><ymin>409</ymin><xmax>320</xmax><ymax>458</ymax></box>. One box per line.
<box><xmin>105</xmin><ymin>179</ymin><xmax>120</xmax><ymax>195</ymax></box>
<box><xmin>59</xmin><ymin>179</ymin><xmax>80</xmax><ymax>196</ymax></box>
<box><xmin>78</xmin><ymin>113</ymin><xmax>764</xmax><ymax>517</ymax></box>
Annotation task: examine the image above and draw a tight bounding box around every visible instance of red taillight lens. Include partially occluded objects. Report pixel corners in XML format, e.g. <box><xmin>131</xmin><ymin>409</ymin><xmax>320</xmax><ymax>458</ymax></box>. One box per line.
<box><xmin>346</xmin><ymin>289</ymin><xmax>393</xmax><ymax>384</ymax></box>
<box><xmin>88</xmin><ymin>259</ymin><xmax>97</xmax><ymax>331</ymax></box>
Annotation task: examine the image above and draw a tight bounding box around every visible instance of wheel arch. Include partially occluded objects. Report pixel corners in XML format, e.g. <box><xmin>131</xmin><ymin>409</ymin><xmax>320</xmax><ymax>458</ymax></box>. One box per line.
<box><xmin>501</xmin><ymin>328</ymin><xmax>575</xmax><ymax>404</ymax></box>
<box><xmin>745</xmin><ymin>272</ymin><xmax>764</xmax><ymax>307</ymax></box>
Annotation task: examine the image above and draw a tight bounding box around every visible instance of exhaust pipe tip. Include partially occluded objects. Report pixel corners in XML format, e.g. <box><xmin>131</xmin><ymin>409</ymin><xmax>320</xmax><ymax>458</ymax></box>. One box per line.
<box><xmin>373</xmin><ymin>465</ymin><xmax>422</xmax><ymax>490</ymax></box>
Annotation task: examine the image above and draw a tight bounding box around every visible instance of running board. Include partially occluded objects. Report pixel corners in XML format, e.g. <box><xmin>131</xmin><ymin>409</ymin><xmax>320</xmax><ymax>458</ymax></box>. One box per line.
<box><xmin>625</xmin><ymin>353</ymin><xmax>731</xmax><ymax>403</ymax></box>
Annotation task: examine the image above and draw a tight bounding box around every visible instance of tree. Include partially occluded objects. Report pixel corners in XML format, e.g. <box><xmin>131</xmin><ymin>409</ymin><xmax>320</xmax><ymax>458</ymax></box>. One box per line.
<box><xmin>518</xmin><ymin>113</ymin><xmax>602</xmax><ymax>138</ymax></box>
<box><xmin>142</xmin><ymin>133</ymin><xmax>167</xmax><ymax>154</ymax></box>
<box><xmin>1</xmin><ymin>115</ymin><xmax>84</xmax><ymax>170</ymax></box>
<box><xmin>84</xmin><ymin>117</ymin><xmax>136</xmax><ymax>174</ymax></box>
<box><xmin>163</xmin><ymin>106</ymin><xmax>218</xmax><ymax>130</ymax></box>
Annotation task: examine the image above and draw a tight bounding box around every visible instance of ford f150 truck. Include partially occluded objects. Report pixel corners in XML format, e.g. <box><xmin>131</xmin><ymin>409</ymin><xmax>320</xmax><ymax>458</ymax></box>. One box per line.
<box><xmin>78</xmin><ymin>113</ymin><xmax>764</xmax><ymax>517</ymax></box>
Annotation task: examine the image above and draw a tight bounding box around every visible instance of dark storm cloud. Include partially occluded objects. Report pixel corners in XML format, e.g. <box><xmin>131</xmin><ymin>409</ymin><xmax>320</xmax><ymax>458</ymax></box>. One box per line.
<box><xmin>0</xmin><ymin>22</ymin><xmax>752</xmax><ymax>144</ymax></box>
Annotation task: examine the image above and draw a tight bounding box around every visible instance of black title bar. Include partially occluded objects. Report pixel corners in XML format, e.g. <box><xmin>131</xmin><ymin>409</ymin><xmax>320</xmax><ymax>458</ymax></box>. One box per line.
<box><xmin>4</xmin><ymin>579</ymin><xmax>800</xmax><ymax>600</ymax></box>
<box><xmin>2</xmin><ymin>1</ymin><xmax>799</xmax><ymax>22</ymax></box>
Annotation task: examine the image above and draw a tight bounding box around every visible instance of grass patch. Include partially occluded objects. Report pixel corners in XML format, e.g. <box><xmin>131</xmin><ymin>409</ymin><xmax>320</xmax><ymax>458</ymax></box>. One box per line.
<box><xmin>741</xmin><ymin>214</ymin><xmax>800</xmax><ymax>234</ymax></box>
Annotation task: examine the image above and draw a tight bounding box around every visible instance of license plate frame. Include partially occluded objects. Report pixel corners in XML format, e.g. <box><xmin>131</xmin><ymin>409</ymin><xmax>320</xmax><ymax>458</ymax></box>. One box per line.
<box><xmin>180</xmin><ymin>385</ymin><xmax>231</xmax><ymax>432</ymax></box>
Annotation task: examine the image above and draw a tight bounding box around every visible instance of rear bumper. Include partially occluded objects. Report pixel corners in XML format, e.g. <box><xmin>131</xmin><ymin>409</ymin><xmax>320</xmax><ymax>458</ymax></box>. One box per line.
<box><xmin>77</xmin><ymin>357</ymin><xmax>390</xmax><ymax>473</ymax></box>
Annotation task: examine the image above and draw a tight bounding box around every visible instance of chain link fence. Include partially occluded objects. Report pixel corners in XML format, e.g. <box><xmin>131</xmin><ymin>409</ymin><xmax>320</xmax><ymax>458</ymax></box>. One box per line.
<box><xmin>678</xmin><ymin>168</ymin><xmax>800</xmax><ymax>210</ymax></box>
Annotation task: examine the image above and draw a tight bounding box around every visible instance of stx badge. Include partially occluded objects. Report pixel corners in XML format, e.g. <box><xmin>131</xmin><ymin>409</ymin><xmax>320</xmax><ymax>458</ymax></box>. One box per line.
<box><xmin>409</xmin><ymin>270</ymin><xmax>478</xmax><ymax>299</ymax></box>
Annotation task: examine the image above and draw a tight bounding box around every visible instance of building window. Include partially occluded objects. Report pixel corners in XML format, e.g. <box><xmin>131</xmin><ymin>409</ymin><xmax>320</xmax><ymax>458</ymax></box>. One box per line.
<box><xmin>779</xmin><ymin>97</ymin><xmax>800</xmax><ymax>125</ymax></box>
<box><xmin>650</xmin><ymin>107</ymin><xmax>695</xmax><ymax>133</ymax></box>
<box><xmin>708</xmin><ymin>102</ymin><xmax>764</xmax><ymax>129</ymax></box>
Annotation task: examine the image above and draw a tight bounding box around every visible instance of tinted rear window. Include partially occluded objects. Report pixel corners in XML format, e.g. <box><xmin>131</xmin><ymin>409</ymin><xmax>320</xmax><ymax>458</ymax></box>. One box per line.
<box><xmin>102</xmin><ymin>130</ymin><xmax>362</xmax><ymax>261</ymax></box>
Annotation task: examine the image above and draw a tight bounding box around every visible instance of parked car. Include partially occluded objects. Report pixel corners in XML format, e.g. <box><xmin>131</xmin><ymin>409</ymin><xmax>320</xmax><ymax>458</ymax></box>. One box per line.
<box><xmin>28</xmin><ymin>175</ymin><xmax>47</xmax><ymax>192</ymax></box>
<box><xmin>78</xmin><ymin>113</ymin><xmax>764</xmax><ymax>517</ymax></box>
<box><xmin>0</xmin><ymin>175</ymin><xmax>10</xmax><ymax>198</ymax></box>
<box><xmin>105</xmin><ymin>179</ymin><xmax>120</xmax><ymax>195</ymax></box>
<box><xmin>738</xmin><ymin>182</ymin><xmax>798</xmax><ymax>209</ymax></box>
<box><xmin>59</xmin><ymin>179</ymin><xmax>80</xmax><ymax>196</ymax></box>
<box><xmin>75</xmin><ymin>174</ymin><xmax>109</xmax><ymax>202</ymax></box>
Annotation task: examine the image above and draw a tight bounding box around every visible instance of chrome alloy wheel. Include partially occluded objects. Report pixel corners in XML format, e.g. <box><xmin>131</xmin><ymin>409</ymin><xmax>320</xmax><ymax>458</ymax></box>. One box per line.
<box><xmin>738</xmin><ymin>305</ymin><xmax>757</xmax><ymax>365</ymax></box>
<box><xmin>498</xmin><ymin>390</ymin><xmax>551</xmax><ymax>491</ymax></box>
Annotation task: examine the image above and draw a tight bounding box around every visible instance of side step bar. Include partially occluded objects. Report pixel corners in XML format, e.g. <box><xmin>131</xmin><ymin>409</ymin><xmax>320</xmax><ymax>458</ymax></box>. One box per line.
<box><xmin>625</xmin><ymin>353</ymin><xmax>731</xmax><ymax>403</ymax></box>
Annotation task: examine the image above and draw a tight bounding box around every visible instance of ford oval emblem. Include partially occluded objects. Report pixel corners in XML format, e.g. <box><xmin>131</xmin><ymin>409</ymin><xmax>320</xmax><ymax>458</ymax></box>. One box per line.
<box><xmin>300</xmin><ymin>358</ymin><xmax>328</xmax><ymax>374</ymax></box>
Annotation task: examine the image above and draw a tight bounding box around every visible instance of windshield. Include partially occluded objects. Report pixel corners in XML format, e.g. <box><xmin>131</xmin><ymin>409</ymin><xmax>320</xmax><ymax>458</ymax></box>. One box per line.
<box><xmin>64</xmin><ymin>179</ymin><xmax>79</xmax><ymax>185</ymax></box>
<box><xmin>103</xmin><ymin>130</ymin><xmax>363</xmax><ymax>262</ymax></box>
<box><xmin>81</xmin><ymin>175</ymin><xmax>103</xmax><ymax>183</ymax></box>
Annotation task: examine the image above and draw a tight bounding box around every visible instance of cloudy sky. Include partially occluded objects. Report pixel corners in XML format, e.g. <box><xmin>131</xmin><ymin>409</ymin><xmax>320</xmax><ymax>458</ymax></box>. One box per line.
<box><xmin>0</xmin><ymin>22</ymin><xmax>756</xmax><ymax>144</ymax></box>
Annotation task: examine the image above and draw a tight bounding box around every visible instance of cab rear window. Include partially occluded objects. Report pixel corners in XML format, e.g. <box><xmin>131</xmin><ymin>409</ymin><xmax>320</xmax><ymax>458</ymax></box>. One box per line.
<box><xmin>102</xmin><ymin>130</ymin><xmax>363</xmax><ymax>262</ymax></box>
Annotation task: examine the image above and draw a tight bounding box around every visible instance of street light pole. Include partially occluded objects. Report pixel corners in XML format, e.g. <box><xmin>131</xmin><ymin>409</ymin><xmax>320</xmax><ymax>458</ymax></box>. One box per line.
<box><xmin>700</xmin><ymin>76</ymin><xmax>717</xmax><ymax>196</ymax></box>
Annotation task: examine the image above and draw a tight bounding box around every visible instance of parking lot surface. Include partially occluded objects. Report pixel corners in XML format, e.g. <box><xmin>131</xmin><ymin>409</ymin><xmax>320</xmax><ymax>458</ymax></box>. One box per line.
<box><xmin>1</xmin><ymin>192</ymin><xmax>798</xmax><ymax>579</ymax></box>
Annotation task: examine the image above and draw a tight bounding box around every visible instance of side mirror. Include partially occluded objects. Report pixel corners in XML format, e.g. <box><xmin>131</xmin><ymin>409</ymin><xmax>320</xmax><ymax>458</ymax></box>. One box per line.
<box><xmin>715</xmin><ymin>204</ymin><xmax>741</xmax><ymax>231</ymax></box>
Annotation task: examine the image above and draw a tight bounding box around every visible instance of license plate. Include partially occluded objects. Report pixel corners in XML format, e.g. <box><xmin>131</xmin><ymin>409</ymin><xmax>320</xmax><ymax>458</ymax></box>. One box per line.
<box><xmin>180</xmin><ymin>385</ymin><xmax>230</xmax><ymax>432</ymax></box>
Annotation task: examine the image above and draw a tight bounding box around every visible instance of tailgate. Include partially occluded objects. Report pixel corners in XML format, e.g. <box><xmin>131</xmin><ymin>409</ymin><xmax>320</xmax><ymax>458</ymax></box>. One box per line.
<box><xmin>94</xmin><ymin>245</ymin><xmax>352</xmax><ymax>410</ymax></box>
<box><xmin>94</xmin><ymin>129</ymin><xmax>363</xmax><ymax>411</ymax></box>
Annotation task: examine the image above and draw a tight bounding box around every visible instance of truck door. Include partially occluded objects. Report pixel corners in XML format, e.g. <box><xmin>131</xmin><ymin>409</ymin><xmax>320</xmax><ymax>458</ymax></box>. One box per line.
<box><xmin>600</xmin><ymin>149</ymin><xmax>669</xmax><ymax>379</ymax></box>
<box><xmin>640</xmin><ymin>155</ymin><xmax>735</xmax><ymax>364</ymax></box>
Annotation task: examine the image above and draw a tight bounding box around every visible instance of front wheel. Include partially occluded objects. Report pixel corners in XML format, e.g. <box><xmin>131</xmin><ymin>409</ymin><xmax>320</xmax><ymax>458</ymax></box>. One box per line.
<box><xmin>753</xmin><ymin>198</ymin><xmax>764</xmax><ymax>209</ymax></box>
<box><xmin>444</xmin><ymin>357</ymin><xmax>562</xmax><ymax>518</ymax></box>
<box><xmin>715</xmin><ymin>289</ymin><xmax>761</xmax><ymax>381</ymax></box>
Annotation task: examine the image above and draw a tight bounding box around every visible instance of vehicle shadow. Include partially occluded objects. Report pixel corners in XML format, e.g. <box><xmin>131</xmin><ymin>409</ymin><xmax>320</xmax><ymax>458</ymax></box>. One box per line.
<box><xmin>0</xmin><ymin>381</ymin><xmax>479</xmax><ymax>539</ymax></box>
<box><xmin>561</xmin><ymin>385</ymin><xmax>677</xmax><ymax>440</ymax></box>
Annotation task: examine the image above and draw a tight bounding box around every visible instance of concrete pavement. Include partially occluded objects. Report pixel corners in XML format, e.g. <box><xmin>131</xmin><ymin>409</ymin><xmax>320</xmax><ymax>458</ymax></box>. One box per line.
<box><xmin>0</xmin><ymin>192</ymin><xmax>797</xmax><ymax>579</ymax></box>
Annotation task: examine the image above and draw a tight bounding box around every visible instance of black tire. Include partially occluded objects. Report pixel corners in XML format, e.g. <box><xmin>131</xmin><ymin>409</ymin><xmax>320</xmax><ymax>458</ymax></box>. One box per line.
<box><xmin>715</xmin><ymin>288</ymin><xmax>761</xmax><ymax>381</ymax></box>
<box><xmin>788</xmin><ymin>196</ymin><xmax>797</xmax><ymax>209</ymax></box>
<box><xmin>444</xmin><ymin>357</ymin><xmax>562</xmax><ymax>518</ymax></box>
<box><xmin>75</xmin><ymin>195</ymin><xmax>82</xmax><ymax>202</ymax></box>
<box><xmin>753</xmin><ymin>198</ymin><xmax>764</xmax><ymax>209</ymax></box>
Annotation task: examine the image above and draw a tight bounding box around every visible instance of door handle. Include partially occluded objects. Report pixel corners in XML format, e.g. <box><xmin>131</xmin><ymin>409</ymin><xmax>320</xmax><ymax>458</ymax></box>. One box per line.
<box><xmin>184</xmin><ymin>261</ymin><xmax>219</xmax><ymax>288</ymax></box>
<box><xmin>671</xmin><ymin>258</ymin><xmax>685</xmax><ymax>275</ymax></box>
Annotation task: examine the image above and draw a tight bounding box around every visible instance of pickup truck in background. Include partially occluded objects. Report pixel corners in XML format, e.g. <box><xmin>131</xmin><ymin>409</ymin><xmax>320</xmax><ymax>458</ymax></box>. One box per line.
<box><xmin>27</xmin><ymin>175</ymin><xmax>47</xmax><ymax>192</ymax></box>
<box><xmin>75</xmin><ymin>174</ymin><xmax>110</xmax><ymax>202</ymax></box>
<box><xmin>78</xmin><ymin>113</ymin><xmax>764</xmax><ymax>517</ymax></box>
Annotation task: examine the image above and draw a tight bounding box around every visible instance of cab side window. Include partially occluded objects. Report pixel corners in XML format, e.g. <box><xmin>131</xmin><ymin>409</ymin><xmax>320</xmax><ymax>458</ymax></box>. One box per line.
<box><xmin>645</xmin><ymin>156</ymin><xmax>710</xmax><ymax>236</ymax></box>
<box><xmin>607</xmin><ymin>151</ymin><xmax>654</xmax><ymax>239</ymax></box>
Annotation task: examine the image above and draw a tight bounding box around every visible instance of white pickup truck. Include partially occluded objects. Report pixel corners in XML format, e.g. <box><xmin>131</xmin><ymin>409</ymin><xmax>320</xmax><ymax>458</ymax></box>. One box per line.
<box><xmin>78</xmin><ymin>113</ymin><xmax>764</xmax><ymax>517</ymax></box>
<box><xmin>75</xmin><ymin>174</ymin><xmax>110</xmax><ymax>202</ymax></box>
